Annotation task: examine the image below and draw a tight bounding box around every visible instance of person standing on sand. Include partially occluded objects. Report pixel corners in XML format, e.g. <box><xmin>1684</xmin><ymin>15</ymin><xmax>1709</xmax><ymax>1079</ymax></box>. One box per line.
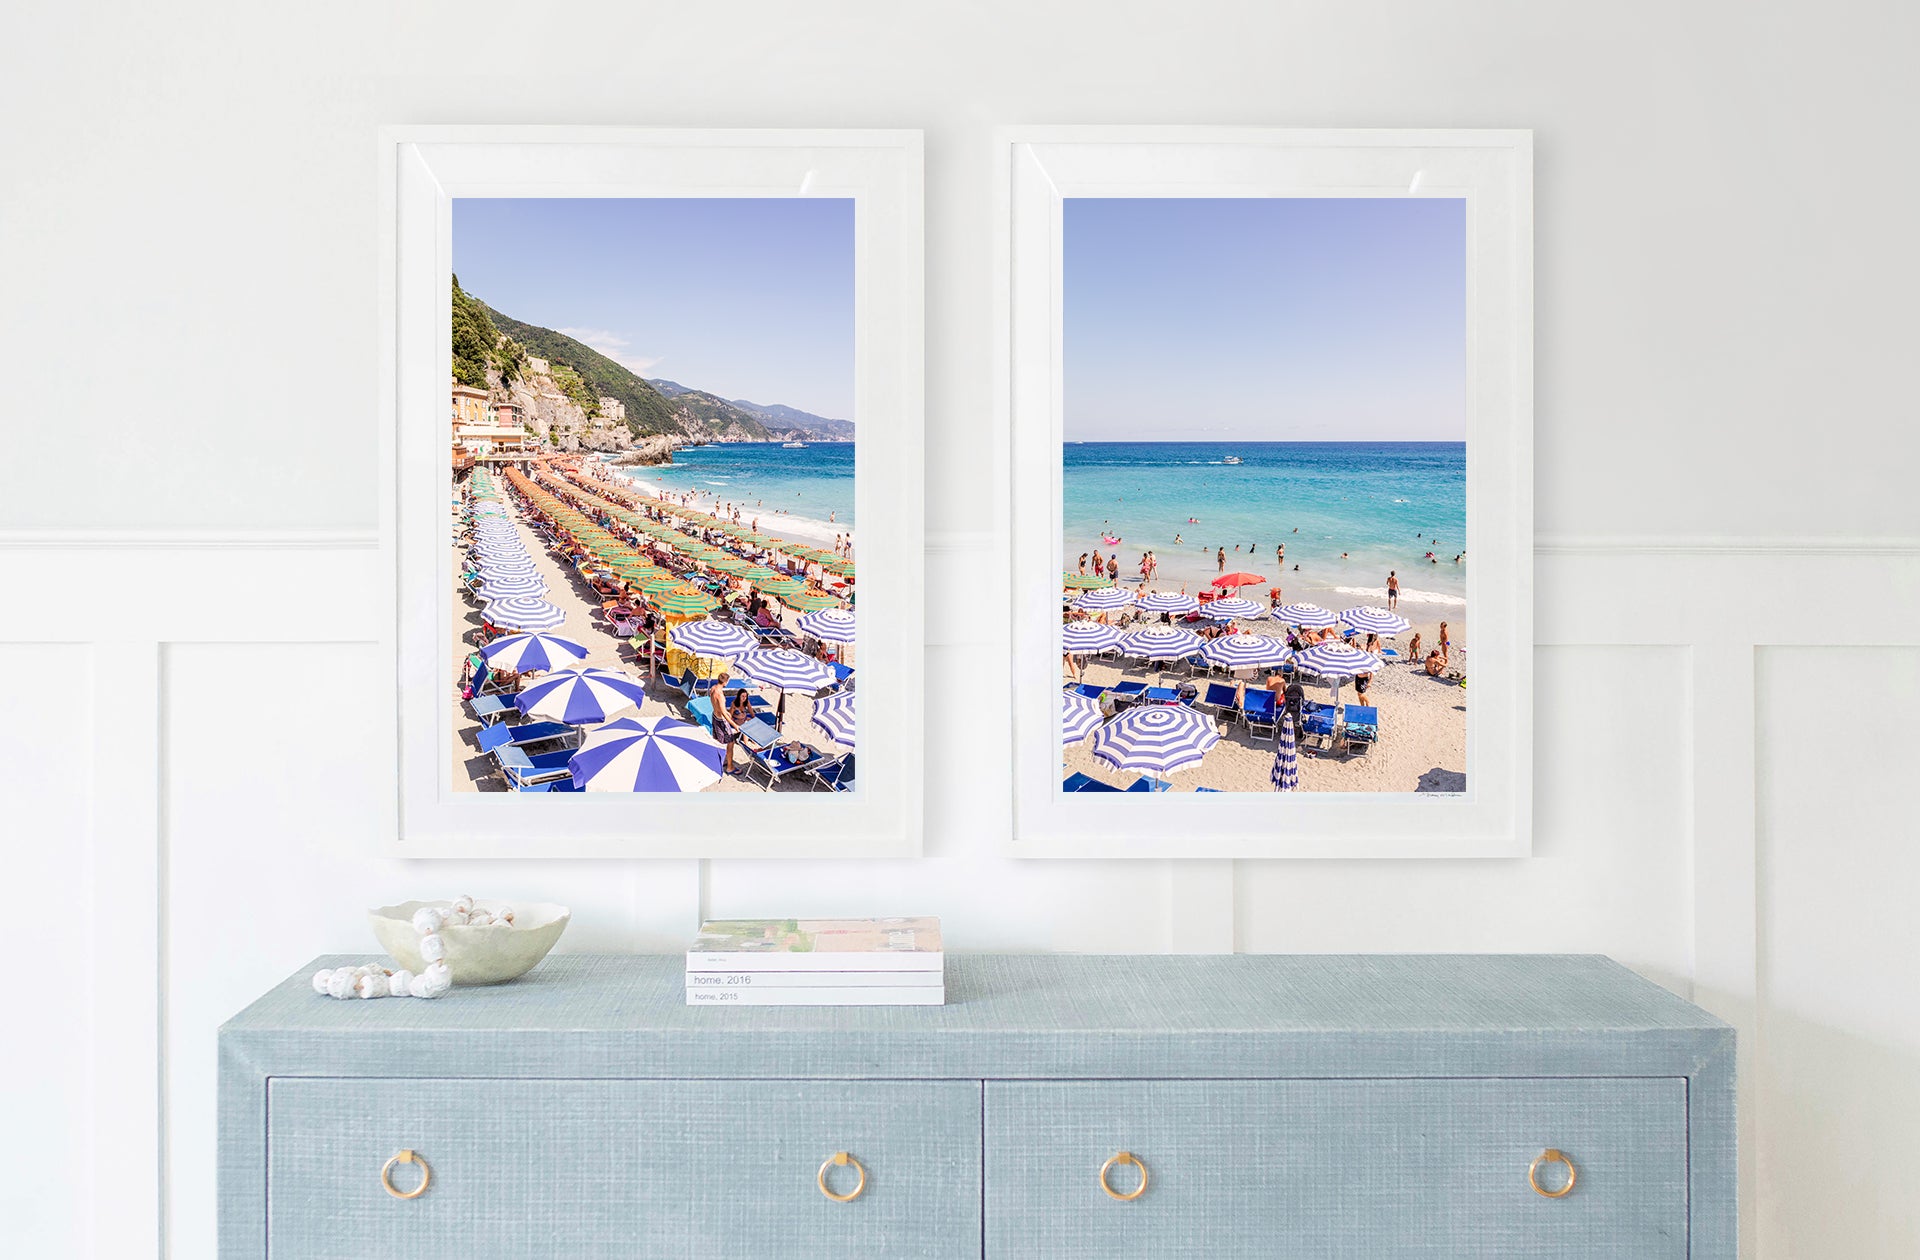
<box><xmin>1438</xmin><ymin>621</ymin><xmax>1452</xmax><ymax>664</ymax></box>
<box><xmin>1217</xmin><ymin>547</ymin><xmax>1226</xmax><ymax>572</ymax></box>
<box><xmin>1077</xmin><ymin>552</ymin><xmax>1088</xmax><ymax>576</ymax></box>
<box><xmin>1407</xmin><ymin>631</ymin><xmax>1423</xmax><ymax>663</ymax></box>
<box><xmin>1387</xmin><ymin>571</ymin><xmax>1399</xmax><ymax>611</ymax></box>
<box><xmin>1107</xmin><ymin>554</ymin><xmax>1119</xmax><ymax>582</ymax></box>
<box><xmin>709</xmin><ymin>670</ymin><xmax>744</xmax><ymax>776</ymax></box>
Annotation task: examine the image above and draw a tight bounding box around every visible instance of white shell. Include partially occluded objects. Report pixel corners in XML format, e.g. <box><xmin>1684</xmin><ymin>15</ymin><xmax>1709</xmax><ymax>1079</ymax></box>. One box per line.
<box><xmin>312</xmin><ymin>969</ymin><xmax>333</xmax><ymax>995</ymax></box>
<box><xmin>418</xmin><ymin>933</ymin><xmax>447</xmax><ymax>962</ymax></box>
<box><xmin>452</xmin><ymin>895</ymin><xmax>475</xmax><ymax>914</ymax></box>
<box><xmin>496</xmin><ymin>906</ymin><xmax>515</xmax><ymax>924</ymax></box>
<box><xmin>411</xmin><ymin>907</ymin><xmax>445</xmax><ymax>934</ymax></box>
<box><xmin>421</xmin><ymin>962</ymin><xmax>453</xmax><ymax>996</ymax></box>
<box><xmin>446</xmin><ymin>908</ymin><xmax>470</xmax><ymax>927</ymax></box>
<box><xmin>408</xmin><ymin>974</ymin><xmax>433</xmax><ymax>998</ymax></box>
<box><xmin>388</xmin><ymin>968</ymin><xmax>415</xmax><ymax>996</ymax></box>
<box><xmin>325</xmin><ymin>969</ymin><xmax>354</xmax><ymax>999</ymax></box>
<box><xmin>354</xmin><ymin>974</ymin><xmax>387</xmax><ymax>998</ymax></box>
<box><xmin>467</xmin><ymin>909</ymin><xmax>494</xmax><ymax>927</ymax></box>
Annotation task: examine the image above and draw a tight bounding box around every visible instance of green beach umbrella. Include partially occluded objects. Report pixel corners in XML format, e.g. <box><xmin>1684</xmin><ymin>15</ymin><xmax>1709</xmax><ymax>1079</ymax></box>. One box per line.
<box><xmin>779</xmin><ymin>590</ymin><xmax>839</xmax><ymax>611</ymax></box>
<box><xmin>655</xmin><ymin>587</ymin><xmax>719</xmax><ymax>617</ymax></box>
<box><xmin>640</xmin><ymin>576</ymin><xmax>686</xmax><ymax>596</ymax></box>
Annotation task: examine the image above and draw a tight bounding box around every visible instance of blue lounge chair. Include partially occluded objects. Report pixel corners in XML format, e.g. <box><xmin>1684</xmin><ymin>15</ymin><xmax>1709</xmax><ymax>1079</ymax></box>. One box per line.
<box><xmin>1062</xmin><ymin>771</ymin><xmax>1122</xmax><ymax>793</ymax></box>
<box><xmin>1125</xmin><ymin>777</ymin><xmax>1171</xmax><ymax>792</ymax></box>
<box><xmin>1301</xmin><ymin>701</ymin><xmax>1338</xmax><ymax>749</ymax></box>
<box><xmin>1069</xmin><ymin>683</ymin><xmax>1107</xmax><ymax>701</ymax></box>
<box><xmin>474</xmin><ymin>720</ymin><xmax>573</xmax><ymax>754</ymax></box>
<box><xmin>1340</xmin><ymin>705</ymin><xmax>1380</xmax><ymax>756</ymax></box>
<box><xmin>466</xmin><ymin>691</ymin><xmax>521</xmax><ymax>724</ymax></box>
<box><xmin>1198</xmin><ymin>681</ymin><xmax>1242</xmax><ymax>717</ymax></box>
<box><xmin>1143</xmin><ymin>686</ymin><xmax>1185</xmax><ymax>705</ymax></box>
<box><xmin>808</xmin><ymin>753</ymin><xmax>855</xmax><ymax>793</ymax></box>
<box><xmin>493</xmin><ymin>745</ymin><xmax>575</xmax><ymax>789</ymax></box>
<box><xmin>747</xmin><ymin>742</ymin><xmax>817</xmax><ymax>787</ymax></box>
<box><xmin>1242</xmin><ymin>689</ymin><xmax>1279</xmax><ymax>740</ymax></box>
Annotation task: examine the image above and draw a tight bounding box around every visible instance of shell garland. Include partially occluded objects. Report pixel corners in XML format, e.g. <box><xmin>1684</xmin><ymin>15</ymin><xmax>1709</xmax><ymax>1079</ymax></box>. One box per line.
<box><xmin>310</xmin><ymin>895</ymin><xmax>515</xmax><ymax>1001</ymax></box>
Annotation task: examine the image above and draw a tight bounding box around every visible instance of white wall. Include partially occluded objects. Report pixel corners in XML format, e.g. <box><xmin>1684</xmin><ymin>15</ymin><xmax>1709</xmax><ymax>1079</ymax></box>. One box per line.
<box><xmin>3</xmin><ymin>4</ymin><xmax>1917</xmax><ymax>1259</ymax></box>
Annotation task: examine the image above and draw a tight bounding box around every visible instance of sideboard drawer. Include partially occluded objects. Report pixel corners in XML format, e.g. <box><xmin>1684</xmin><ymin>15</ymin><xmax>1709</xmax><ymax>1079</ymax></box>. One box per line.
<box><xmin>985</xmin><ymin>1078</ymin><xmax>1689</xmax><ymax>1258</ymax></box>
<box><xmin>267</xmin><ymin>1078</ymin><xmax>980</xmax><ymax>1259</ymax></box>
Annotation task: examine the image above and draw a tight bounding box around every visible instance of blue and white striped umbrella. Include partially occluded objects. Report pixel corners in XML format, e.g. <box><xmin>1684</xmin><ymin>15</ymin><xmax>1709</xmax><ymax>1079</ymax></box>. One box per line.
<box><xmin>734</xmin><ymin>647</ymin><xmax>836</xmax><ymax>692</ymax></box>
<box><xmin>1119</xmin><ymin>626</ymin><xmax>1203</xmax><ymax>661</ymax></box>
<box><xmin>1292</xmin><ymin>643</ymin><xmax>1381</xmax><ymax>678</ymax></box>
<box><xmin>1200</xmin><ymin>633</ymin><xmax>1293</xmax><ymax>670</ymax></box>
<box><xmin>514</xmin><ymin>667</ymin><xmax>649</xmax><ymax>724</ymax></box>
<box><xmin>474</xmin><ymin>544</ymin><xmax>531</xmax><ymax>563</ymax></box>
<box><xmin>1062</xmin><ymin>622</ymin><xmax>1122</xmax><ymax>654</ymax></box>
<box><xmin>1137</xmin><ymin>591</ymin><xmax>1200</xmax><ymax>615</ymax></box>
<box><xmin>1091</xmin><ymin>704</ymin><xmax>1221</xmax><ymax>777</ymax></box>
<box><xmin>479</xmin><ymin>632</ymin><xmax>589</xmax><ymax>675</ymax></box>
<box><xmin>477</xmin><ymin>576</ymin><xmax>548</xmax><ymax>602</ymax></box>
<box><xmin>1340</xmin><ymin>606</ymin><xmax>1411</xmax><ymax>637</ymax></box>
<box><xmin>796</xmin><ymin>608</ymin><xmax>856</xmax><ymax>643</ymax></box>
<box><xmin>1277</xmin><ymin>602</ymin><xmax>1339</xmax><ymax>629</ymax></box>
<box><xmin>568</xmin><ymin>716</ymin><xmax>724</xmax><ymax>793</ymax></box>
<box><xmin>669</xmin><ymin>618</ymin><xmax>759</xmax><ymax>659</ymax></box>
<box><xmin>471</xmin><ymin>531</ymin><xmax>517</xmax><ymax>545</ymax></box>
<box><xmin>812</xmin><ymin>691</ymin><xmax>856</xmax><ymax>745</ymax></box>
<box><xmin>1201</xmin><ymin>596</ymin><xmax>1265</xmax><ymax>620</ymax></box>
<box><xmin>483</xmin><ymin>595</ymin><xmax>565</xmax><ymax>632</ymax></box>
<box><xmin>479</xmin><ymin>556</ymin><xmax>539</xmax><ymax>577</ymax></box>
<box><xmin>472</xmin><ymin>502</ymin><xmax>506</xmax><ymax>515</ymax></box>
<box><xmin>1073</xmin><ymin>586</ymin><xmax>1135</xmax><ymax>612</ymax></box>
<box><xmin>1062</xmin><ymin>692</ymin><xmax>1103</xmax><ymax>743</ymax></box>
<box><xmin>1271</xmin><ymin>712</ymin><xmax>1299</xmax><ymax>792</ymax></box>
<box><xmin>1293</xmin><ymin>642</ymin><xmax>1381</xmax><ymax>713</ymax></box>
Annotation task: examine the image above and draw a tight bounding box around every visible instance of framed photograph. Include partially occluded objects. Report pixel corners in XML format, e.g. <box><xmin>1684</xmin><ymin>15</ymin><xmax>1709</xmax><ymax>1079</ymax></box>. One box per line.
<box><xmin>382</xmin><ymin>128</ymin><xmax>923</xmax><ymax>857</ymax></box>
<box><xmin>1001</xmin><ymin>128</ymin><xmax>1531</xmax><ymax>858</ymax></box>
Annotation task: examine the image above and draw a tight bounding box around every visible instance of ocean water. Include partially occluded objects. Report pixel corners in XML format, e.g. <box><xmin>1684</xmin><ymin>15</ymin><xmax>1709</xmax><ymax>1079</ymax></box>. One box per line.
<box><xmin>618</xmin><ymin>441</ymin><xmax>855</xmax><ymax>539</ymax></box>
<box><xmin>1064</xmin><ymin>441</ymin><xmax>1467</xmax><ymax>607</ymax></box>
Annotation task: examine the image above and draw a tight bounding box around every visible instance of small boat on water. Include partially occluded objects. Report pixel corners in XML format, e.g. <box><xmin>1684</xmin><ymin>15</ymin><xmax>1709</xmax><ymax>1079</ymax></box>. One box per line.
<box><xmin>1222</xmin><ymin>455</ymin><xmax>1244</xmax><ymax>465</ymax></box>
<box><xmin>781</xmin><ymin>441</ymin><xmax>809</xmax><ymax>449</ymax></box>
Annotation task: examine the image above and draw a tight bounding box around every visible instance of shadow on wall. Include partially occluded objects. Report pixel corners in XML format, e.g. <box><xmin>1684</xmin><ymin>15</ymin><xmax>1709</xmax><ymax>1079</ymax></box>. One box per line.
<box><xmin>1759</xmin><ymin>1009</ymin><xmax>1920</xmax><ymax>1254</ymax></box>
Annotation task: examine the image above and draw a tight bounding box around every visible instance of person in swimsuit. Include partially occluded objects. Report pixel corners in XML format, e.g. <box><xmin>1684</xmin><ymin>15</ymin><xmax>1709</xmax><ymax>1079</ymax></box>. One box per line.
<box><xmin>1216</xmin><ymin>547</ymin><xmax>1226</xmax><ymax>572</ymax></box>
<box><xmin>1438</xmin><ymin>621</ymin><xmax>1451</xmax><ymax>664</ymax></box>
<box><xmin>1386</xmin><ymin>571</ymin><xmax>1399</xmax><ymax>611</ymax></box>
<box><xmin>709</xmin><ymin>670</ymin><xmax>744</xmax><ymax>776</ymax></box>
<box><xmin>1107</xmin><ymin>554</ymin><xmax>1119</xmax><ymax>582</ymax></box>
<box><xmin>1078</xmin><ymin>552</ymin><xmax>1088</xmax><ymax>575</ymax></box>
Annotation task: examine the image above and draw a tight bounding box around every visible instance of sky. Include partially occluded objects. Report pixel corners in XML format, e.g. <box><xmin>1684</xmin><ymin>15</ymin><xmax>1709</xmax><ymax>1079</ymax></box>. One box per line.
<box><xmin>453</xmin><ymin>198</ymin><xmax>854</xmax><ymax>421</ymax></box>
<box><xmin>1065</xmin><ymin>197</ymin><xmax>1466</xmax><ymax>442</ymax></box>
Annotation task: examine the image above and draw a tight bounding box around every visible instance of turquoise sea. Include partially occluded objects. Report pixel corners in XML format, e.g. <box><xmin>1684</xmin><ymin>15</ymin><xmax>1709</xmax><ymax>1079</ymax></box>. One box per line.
<box><xmin>1065</xmin><ymin>441</ymin><xmax>1467</xmax><ymax>609</ymax></box>
<box><xmin>618</xmin><ymin>441</ymin><xmax>855</xmax><ymax>536</ymax></box>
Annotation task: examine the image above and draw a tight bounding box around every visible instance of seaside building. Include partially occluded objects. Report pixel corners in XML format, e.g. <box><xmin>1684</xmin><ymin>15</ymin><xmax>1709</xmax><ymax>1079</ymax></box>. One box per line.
<box><xmin>598</xmin><ymin>396</ymin><xmax>626</xmax><ymax>425</ymax></box>
<box><xmin>451</xmin><ymin>381</ymin><xmax>531</xmax><ymax>458</ymax></box>
<box><xmin>451</xmin><ymin>381</ymin><xmax>489</xmax><ymax>427</ymax></box>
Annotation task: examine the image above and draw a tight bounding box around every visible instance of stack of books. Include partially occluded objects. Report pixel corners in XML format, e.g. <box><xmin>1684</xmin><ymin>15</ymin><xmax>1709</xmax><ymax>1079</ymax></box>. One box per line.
<box><xmin>685</xmin><ymin>917</ymin><xmax>944</xmax><ymax>1006</ymax></box>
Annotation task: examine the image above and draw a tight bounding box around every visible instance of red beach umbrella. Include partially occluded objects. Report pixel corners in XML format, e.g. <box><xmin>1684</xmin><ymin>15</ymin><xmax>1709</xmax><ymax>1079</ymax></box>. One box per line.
<box><xmin>1211</xmin><ymin>571</ymin><xmax>1266</xmax><ymax>589</ymax></box>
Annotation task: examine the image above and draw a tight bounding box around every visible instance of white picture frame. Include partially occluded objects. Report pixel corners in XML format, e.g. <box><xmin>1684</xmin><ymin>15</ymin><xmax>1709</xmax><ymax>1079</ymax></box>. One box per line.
<box><xmin>380</xmin><ymin>127</ymin><xmax>924</xmax><ymax>857</ymax></box>
<box><xmin>999</xmin><ymin>127</ymin><xmax>1532</xmax><ymax>858</ymax></box>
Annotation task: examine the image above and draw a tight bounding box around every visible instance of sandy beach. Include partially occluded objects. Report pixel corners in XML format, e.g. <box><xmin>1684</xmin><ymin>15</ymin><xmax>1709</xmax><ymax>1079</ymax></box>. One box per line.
<box><xmin>1062</xmin><ymin>617</ymin><xmax>1467</xmax><ymax>793</ymax></box>
<box><xmin>451</xmin><ymin>463</ymin><xmax>851</xmax><ymax>793</ymax></box>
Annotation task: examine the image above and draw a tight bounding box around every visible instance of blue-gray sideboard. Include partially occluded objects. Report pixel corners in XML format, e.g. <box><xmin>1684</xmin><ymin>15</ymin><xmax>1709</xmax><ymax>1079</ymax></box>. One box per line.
<box><xmin>220</xmin><ymin>954</ymin><xmax>1734</xmax><ymax>1258</ymax></box>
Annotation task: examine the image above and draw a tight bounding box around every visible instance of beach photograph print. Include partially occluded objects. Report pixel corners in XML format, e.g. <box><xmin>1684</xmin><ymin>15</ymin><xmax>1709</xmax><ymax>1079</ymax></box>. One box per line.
<box><xmin>450</xmin><ymin>198</ymin><xmax>858</xmax><ymax>795</ymax></box>
<box><xmin>1059</xmin><ymin>197</ymin><xmax>1467</xmax><ymax>795</ymax></box>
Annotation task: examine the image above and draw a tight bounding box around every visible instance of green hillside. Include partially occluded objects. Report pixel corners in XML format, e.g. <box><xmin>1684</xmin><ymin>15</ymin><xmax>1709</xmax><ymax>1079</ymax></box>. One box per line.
<box><xmin>479</xmin><ymin>301</ymin><xmax>683</xmax><ymax>436</ymax></box>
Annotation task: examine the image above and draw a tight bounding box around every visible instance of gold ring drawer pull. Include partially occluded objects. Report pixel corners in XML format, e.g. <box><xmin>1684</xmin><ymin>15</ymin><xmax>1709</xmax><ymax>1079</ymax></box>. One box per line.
<box><xmin>1100</xmin><ymin>1151</ymin><xmax>1148</xmax><ymax>1201</ymax></box>
<box><xmin>817</xmin><ymin>1151</ymin><xmax>866</xmax><ymax>1202</ymax></box>
<box><xmin>380</xmin><ymin>1149</ymin><xmax>431</xmax><ymax>1200</ymax></box>
<box><xmin>1529</xmin><ymin>1148</ymin><xmax>1576</xmax><ymax>1198</ymax></box>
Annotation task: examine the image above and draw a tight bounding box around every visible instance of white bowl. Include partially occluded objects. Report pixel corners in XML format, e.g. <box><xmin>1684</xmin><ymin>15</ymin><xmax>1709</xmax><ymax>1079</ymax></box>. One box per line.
<box><xmin>368</xmin><ymin>900</ymin><xmax>570</xmax><ymax>985</ymax></box>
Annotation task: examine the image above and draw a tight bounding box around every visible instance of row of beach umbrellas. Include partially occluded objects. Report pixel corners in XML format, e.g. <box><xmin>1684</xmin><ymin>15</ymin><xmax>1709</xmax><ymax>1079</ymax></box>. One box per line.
<box><xmin>1072</xmin><ymin>586</ymin><xmax>1412</xmax><ymax>638</ymax></box>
